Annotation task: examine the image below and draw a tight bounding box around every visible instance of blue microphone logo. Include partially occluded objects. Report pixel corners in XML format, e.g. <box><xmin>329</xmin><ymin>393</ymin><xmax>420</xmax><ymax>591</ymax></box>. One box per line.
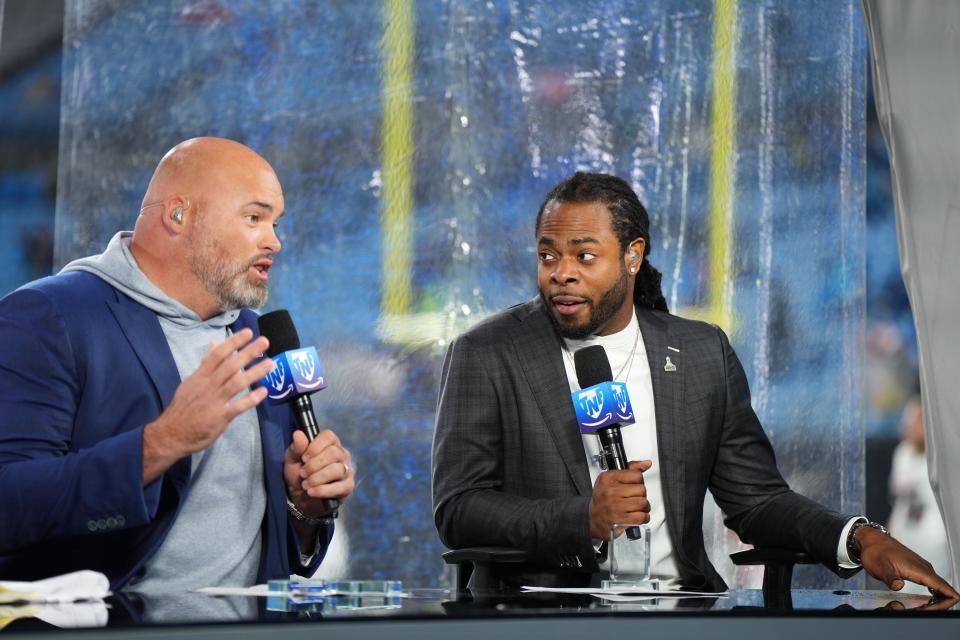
<box><xmin>572</xmin><ymin>381</ymin><xmax>636</xmax><ymax>434</ymax></box>
<box><xmin>260</xmin><ymin>346</ymin><xmax>328</xmax><ymax>404</ymax></box>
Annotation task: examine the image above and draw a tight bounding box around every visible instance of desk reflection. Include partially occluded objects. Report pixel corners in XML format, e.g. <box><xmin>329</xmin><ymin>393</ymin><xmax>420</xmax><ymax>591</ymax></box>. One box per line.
<box><xmin>2</xmin><ymin>587</ymin><xmax>956</xmax><ymax>634</ymax></box>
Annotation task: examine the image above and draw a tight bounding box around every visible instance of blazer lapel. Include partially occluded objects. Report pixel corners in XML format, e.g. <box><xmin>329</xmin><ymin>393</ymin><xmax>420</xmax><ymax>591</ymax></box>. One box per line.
<box><xmin>234</xmin><ymin>312</ymin><xmax>287</xmax><ymax>477</ymax></box>
<box><xmin>106</xmin><ymin>293</ymin><xmax>190</xmax><ymax>493</ymax></box>
<box><xmin>636</xmin><ymin>307</ymin><xmax>687</xmax><ymax>555</ymax></box>
<box><xmin>107</xmin><ymin>297</ymin><xmax>181</xmax><ymax>409</ymax></box>
<box><xmin>236</xmin><ymin>313</ymin><xmax>289</xmax><ymax>553</ymax></box>
<box><xmin>511</xmin><ymin>299</ymin><xmax>593</xmax><ymax>496</ymax></box>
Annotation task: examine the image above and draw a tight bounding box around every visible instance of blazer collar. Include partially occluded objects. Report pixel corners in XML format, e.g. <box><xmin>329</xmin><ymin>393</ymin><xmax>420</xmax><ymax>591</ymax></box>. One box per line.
<box><xmin>107</xmin><ymin>294</ymin><xmax>180</xmax><ymax>410</ymax></box>
<box><xmin>510</xmin><ymin>298</ymin><xmax>593</xmax><ymax>495</ymax></box>
<box><xmin>106</xmin><ymin>291</ymin><xmax>190</xmax><ymax>493</ymax></box>
<box><xmin>635</xmin><ymin>305</ymin><xmax>687</xmax><ymax>554</ymax></box>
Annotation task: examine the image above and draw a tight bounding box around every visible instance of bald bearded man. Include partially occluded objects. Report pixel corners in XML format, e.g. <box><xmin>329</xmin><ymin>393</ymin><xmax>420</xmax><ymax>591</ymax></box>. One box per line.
<box><xmin>0</xmin><ymin>138</ymin><xmax>354</xmax><ymax>590</ymax></box>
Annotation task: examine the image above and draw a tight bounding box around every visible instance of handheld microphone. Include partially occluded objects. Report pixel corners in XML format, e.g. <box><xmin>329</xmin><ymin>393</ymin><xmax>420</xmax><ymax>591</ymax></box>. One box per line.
<box><xmin>573</xmin><ymin>345</ymin><xmax>634</xmax><ymax>471</ymax></box>
<box><xmin>573</xmin><ymin>345</ymin><xmax>642</xmax><ymax>539</ymax></box>
<box><xmin>258</xmin><ymin>309</ymin><xmax>339</xmax><ymax>519</ymax></box>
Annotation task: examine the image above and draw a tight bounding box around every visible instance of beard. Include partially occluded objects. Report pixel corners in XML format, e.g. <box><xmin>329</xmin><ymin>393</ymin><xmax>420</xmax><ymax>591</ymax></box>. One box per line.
<box><xmin>187</xmin><ymin>223</ymin><xmax>269</xmax><ymax>312</ymax></box>
<box><xmin>542</xmin><ymin>266</ymin><xmax>630</xmax><ymax>339</ymax></box>
<box><xmin>540</xmin><ymin>265</ymin><xmax>627</xmax><ymax>340</ymax></box>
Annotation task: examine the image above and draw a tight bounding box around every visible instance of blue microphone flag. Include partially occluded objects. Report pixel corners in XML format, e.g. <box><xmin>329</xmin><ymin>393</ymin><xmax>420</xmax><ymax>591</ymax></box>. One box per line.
<box><xmin>572</xmin><ymin>381</ymin><xmax>636</xmax><ymax>434</ymax></box>
<box><xmin>260</xmin><ymin>346</ymin><xmax>328</xmax><ymax>404</ymax></box>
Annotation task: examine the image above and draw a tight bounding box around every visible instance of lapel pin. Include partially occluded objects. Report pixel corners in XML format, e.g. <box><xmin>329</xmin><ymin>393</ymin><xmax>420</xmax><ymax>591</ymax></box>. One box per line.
<box><xmin>667</xmin><ymin>346</ymin><xmax>680</xmax><ymax>353</ymax></box>
<box><xmin>664</xmin><ymin>356</ymin><xmax>677</xmax><ymax>372</ymax></box>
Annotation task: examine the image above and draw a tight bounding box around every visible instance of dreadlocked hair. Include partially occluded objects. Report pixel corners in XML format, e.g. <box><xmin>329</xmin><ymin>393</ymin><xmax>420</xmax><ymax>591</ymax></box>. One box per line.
<box><xmin>535</xmin><ymin>171</ymin><xmax>668</xmax><ymax>312</ymax></box>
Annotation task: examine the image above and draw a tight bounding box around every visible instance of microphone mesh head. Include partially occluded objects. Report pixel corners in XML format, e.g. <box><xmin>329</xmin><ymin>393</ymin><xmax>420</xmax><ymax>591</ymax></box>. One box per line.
<box><xmin>573</xmin><ymin>345</ymin><xmax>613</xmax><ymax>387</ymax></box>
<box><xmin>258</xmin><ymin>310</ymin><xmax>301</xmax><ymax>357</ymax></box>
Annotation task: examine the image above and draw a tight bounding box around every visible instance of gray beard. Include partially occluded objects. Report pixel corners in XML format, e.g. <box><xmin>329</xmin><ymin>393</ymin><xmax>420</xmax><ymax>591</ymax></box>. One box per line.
<box><xmin>187</xmin><ymin>239</ymin><xmax>268</xmax><ymax>311</ymax></box>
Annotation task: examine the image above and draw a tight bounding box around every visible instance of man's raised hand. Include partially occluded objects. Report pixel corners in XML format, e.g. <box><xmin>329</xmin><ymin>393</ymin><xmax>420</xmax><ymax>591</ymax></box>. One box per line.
<box><xmin>142</xmin><ymin>329</ymin><xmax>274</xmax><ymax>484</ymax></box>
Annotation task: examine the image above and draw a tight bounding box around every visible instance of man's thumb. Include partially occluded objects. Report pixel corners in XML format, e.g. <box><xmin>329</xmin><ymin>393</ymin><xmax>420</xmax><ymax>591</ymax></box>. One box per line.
<box><xmin>287</xmin><ymin>430</ymin><xmax>308</xmax><ymax>459</ymax></box>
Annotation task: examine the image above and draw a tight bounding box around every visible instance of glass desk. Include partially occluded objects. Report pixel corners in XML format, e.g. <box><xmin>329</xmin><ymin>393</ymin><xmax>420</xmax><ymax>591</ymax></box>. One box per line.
<box><xmin>2</xmin><ymin>587</ymin><xmax>957</xmax><ymax>639</ymax></box>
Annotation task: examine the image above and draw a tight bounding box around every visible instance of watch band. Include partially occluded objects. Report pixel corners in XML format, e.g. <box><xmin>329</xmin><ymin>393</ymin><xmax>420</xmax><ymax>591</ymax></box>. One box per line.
<box><xmin>286</xmin><ymin>497</ymin><xmax>336</xmax><ymax>526</ymax></box>
<box><xmin>846</xmin><ymin>519</ymin><xmax>888</xmax><ymax>565</ymax></box>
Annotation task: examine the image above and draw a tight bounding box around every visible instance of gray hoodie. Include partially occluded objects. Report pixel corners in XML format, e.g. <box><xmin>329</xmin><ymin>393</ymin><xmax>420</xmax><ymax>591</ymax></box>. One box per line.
<box><xmin>63</xmin><ymin>232</ymin><xmax>266</xmax><ymax>592</ymax></box>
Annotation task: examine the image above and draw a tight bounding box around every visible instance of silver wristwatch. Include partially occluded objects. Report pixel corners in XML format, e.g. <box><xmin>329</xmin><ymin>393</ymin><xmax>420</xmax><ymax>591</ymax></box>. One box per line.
<box><xmin>286</xmin><ymin>497</ymin><xmax>335</xmax><ymax>526</ymax></box>
<box><xmin>846</xmin><ymin>520</ymin><xmax>888</xmax><ymax>565</ymax></box>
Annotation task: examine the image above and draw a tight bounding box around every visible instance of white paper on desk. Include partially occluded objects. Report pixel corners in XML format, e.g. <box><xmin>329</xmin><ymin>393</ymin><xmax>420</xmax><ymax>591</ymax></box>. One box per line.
<box><xmin>521</xmin><ymin>585</ymin><xmax>728</xmax><ymax>598</ymax></box>
<box><xmin>0</xmin><ymin>570</ymin><xmax>110</xmax><ymax>604</ymax></box>
<box><xmin>597</xmin><ymin>592</ymin><xmax>727</xmax><ymax>602</ymax></box>
<box><xmin>0</xmin><ymin>601</ymin><xmax>108</xmax><ymax>629</ymax></box>
<box><xmin>35</xmin><ymin>601</ymin><xmax>109</xmax><ymax>628</ymax></box>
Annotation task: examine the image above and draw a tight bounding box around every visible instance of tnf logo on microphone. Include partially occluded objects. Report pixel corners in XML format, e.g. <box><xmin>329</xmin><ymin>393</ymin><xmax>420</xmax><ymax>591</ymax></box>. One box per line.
<box><xmin>572</xmin><ymin>382</ymin><xmax>636</xmax><ymax>433</ymax></box>
<box><xmin>259</xmin><ymin>346</ymin><xmax>328</xmax><ymax>404</ymax></box>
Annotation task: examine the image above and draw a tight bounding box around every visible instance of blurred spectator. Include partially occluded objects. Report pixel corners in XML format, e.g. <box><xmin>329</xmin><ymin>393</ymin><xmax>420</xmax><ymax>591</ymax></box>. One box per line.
<box><xmin>886</xmin><ymin>395</ymin><xmax>953</xmax><ymax>593</ymax></box>
<box><xmin>865</xmin><ymin>322</ymin><xmax>917</xmax><ymax>437</ymax></box>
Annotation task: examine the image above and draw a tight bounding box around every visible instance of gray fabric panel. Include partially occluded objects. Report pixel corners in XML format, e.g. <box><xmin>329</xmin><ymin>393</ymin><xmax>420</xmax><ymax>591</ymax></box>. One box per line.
<box><xmin>863</xmin><ymin>0</ymin><xmax>960</xmax><ymax>584</ymax></box>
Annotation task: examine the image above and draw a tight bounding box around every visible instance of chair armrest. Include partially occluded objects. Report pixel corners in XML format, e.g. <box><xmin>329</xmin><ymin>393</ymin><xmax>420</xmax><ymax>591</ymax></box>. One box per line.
<box><xmin>730</xmin><ymin>547</ymin><xmax>816</xmax><ymax>609</ymax></box>
<box><xmin>442</xmin><ymin>547</ymin><xmax>530</xmax><ymax>565</ymax></box>
<box><xmin>730</xmin><ymin>547</ymin><xmax>816</xmax><ymax>567</ymax></box>
<box><xmin>442</xmin><ymin>547</ymin><xmax>529</xmax><ymax>592</ymax></box>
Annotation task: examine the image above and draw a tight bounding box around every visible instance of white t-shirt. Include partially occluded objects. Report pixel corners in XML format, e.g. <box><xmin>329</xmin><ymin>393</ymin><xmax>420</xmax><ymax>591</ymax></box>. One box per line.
<box><xmin>559</xmin><ymin>309</ymin><xmax>682</xmax><ymax>585</ymax></box>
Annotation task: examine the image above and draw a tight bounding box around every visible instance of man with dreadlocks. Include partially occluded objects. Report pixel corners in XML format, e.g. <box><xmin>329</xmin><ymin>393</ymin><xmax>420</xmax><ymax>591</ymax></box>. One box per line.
<box><xmin>431</xmin><ymin>172</ymin><xmax>957</xmax><ymax>596</ymax></box>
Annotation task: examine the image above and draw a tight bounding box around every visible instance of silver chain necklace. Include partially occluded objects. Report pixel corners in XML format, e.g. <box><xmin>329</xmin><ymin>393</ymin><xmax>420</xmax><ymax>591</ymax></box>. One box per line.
<box><xmin>562</xmin><ymin>321</ymin><xmax>641</xmax><ymax>383</ymax></box>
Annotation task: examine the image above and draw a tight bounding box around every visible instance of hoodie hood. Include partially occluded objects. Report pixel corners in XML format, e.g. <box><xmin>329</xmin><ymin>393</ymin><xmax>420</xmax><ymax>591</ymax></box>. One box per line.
<box><xmin>61</xmin><ymin>231</ymin><xmax>240</xmax><ymax>328</ymax></box>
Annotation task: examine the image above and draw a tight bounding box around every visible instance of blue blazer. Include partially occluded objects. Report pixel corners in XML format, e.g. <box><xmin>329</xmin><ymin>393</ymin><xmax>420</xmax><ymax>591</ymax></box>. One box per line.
<box><xmin>0</xmin><ymin>271</ymin><xmax>329</xmax><ymax>588</ymax></box>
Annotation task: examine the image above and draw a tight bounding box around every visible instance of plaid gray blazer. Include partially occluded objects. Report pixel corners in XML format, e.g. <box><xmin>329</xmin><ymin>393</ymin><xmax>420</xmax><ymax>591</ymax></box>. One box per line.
<box><xmin>431</xmin><ymin>297</ymin><xmax>852</xmax><ymax>591</ymax></box>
